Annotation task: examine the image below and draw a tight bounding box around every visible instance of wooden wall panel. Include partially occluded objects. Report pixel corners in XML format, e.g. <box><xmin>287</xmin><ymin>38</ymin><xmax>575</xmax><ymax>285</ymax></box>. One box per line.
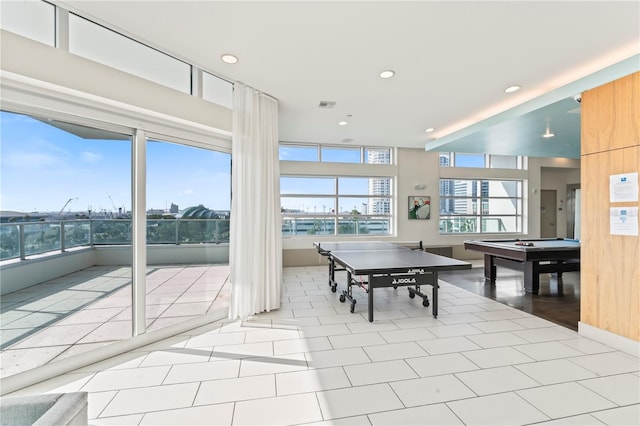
<box><xmin>580</xmin><ymin>71</ymin><xmax>640</xmax><ymax>342</ymax></box>
<box><xmin>582</xmin><ymin>72</ymin><xmax>640</xmax><ymax>155</ymax></box>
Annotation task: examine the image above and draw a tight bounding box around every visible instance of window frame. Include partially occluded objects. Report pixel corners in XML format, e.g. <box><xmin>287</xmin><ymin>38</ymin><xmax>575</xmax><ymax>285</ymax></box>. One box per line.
<box><xmin>280</xmin><ymin>174</ymin><xmax>394</xmax><ymax>237</ymax></box>
<box><xmin>438</xmin><ymin>178</ymin><xmax>524</xmax><ymax>235</ymax></box>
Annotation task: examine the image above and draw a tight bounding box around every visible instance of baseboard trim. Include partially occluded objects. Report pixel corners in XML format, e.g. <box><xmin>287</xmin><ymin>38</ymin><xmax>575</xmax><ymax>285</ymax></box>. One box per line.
<box><xmin>578</xmin><ymin>321</ymin><xmax>640</xmax><ymax>357</ymax></box>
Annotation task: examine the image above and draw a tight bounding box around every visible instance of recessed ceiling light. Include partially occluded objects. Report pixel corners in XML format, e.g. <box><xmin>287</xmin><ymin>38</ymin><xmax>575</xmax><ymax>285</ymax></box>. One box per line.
<box><xmin>425</xmin><ymin>128</ymin><xmax>435</xmax><ymax>133</ymax></box>
<box><xmin>221</xmin><ymin>54</ymin><xmax>238</xmax><ymax>64</ymax></box>
<box><xmin>542</xmin><ymin>130</ymin><xmax>555</xmax><ymax>138</ymax></box>
<box><xmin>379</xmin><ymin>70</ymin><xmax>395</xmax><ymax>79</ymax></box>
<box><xmin>504</xmin><ymin>85</ymin><xmax>521</xmax><ymax>93</ymax></box>
<box><xmin>338</xmin><ymin>121</ymin><xmax>348</xmax><ymax>126</ymax></box>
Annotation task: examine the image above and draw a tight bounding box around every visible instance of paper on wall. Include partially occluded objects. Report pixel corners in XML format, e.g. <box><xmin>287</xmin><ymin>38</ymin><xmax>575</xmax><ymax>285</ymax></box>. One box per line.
<box><xmin>610</xmin><ymin>207</ymin><xmax>639</xmax><ymax>236</ymax></box>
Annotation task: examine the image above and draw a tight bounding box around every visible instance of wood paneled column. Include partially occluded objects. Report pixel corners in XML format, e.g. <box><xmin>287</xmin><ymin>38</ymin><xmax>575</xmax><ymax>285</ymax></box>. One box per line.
<box><xmin>580</xmin><ymin>72</ymin><xmax>639</xmax><ymax>342</ymax></box>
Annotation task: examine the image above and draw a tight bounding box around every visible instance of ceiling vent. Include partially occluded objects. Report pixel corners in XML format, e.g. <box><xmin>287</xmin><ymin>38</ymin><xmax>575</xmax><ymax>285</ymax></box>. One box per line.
<box><xmin>342</xmin><ymin>138</ymin><xmax>354</xmax><ymax>143</ymax></box>
<box><xmin>318</xmin><ymin>101</ymin><xmax>336</xmax><ymax>109</ymax></box>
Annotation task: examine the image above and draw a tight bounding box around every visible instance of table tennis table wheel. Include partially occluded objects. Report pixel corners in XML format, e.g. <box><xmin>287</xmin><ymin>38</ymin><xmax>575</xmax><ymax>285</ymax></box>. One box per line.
<box><xmin>422</xmin><ymin>298</ymin><xmax>430</xmax><ymax>307</ymax></box>
<box><xmin>339</xmin><ymin>294</ymin><xmax>346</xmax><ymax>303</ymax></box>
<box><xmin>408</xmin><ymin>291</ymin><xmax>415</xmax><ymax>299</ymax></box>
<box><xmin>350</xmin><ymin>300</ymin><xmax>356</xmax><ymax>313</ymax></box>
<box><xmin>331</xmin><ymin>284</ymin><xmax>337</xmax><ymax>293</ymax></box>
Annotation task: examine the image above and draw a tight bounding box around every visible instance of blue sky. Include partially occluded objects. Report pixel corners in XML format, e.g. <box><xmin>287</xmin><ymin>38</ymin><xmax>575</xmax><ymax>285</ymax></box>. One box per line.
<box><xmin>1</xmin><ymin>111</ymin><xmax>231</xmax><ymax>213</ymax></box>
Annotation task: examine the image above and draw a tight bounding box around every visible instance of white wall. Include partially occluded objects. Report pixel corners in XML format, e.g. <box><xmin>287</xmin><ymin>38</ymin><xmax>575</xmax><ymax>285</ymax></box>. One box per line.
<box><xmin>539</xmin><ymin>162</ymin><xmax>581</xmax><ymax>238</ymax></box>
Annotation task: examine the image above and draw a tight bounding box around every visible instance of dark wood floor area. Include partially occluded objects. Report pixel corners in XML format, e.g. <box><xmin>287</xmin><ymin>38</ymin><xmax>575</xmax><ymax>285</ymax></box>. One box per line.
<box><xmin>439</xmin><ymin>267</ymin><xmax>580</xmax><ymax>331</ymax></box>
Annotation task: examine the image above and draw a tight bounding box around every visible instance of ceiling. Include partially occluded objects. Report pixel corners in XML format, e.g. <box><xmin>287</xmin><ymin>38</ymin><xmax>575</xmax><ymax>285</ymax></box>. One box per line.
<box><xmin>58</xmin><ymin>1</ymin><xmax>640</xmax><ymax>159</ymax></box>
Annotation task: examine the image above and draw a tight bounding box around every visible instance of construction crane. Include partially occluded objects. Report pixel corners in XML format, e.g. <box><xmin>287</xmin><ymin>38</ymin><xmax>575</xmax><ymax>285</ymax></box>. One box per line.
<box><xmin>107</xmin><ymin>194</ymin><xmax>122</xmax><ymax>217</ymax></box>
<box><xmin>58</xmin><ymin>197</ymin><xmax>78</xmax><ymax>219</ymax></box>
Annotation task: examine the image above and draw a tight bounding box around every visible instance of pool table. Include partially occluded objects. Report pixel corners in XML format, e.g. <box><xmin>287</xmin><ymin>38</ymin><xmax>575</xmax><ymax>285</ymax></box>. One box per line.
<box><xmin>464</xmin><ymin>238</ymin><xmax>580</xmax><ymax>294</ymax></box>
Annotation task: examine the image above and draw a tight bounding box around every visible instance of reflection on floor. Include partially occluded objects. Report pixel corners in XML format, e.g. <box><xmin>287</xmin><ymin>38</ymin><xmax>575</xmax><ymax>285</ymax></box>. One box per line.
<box><xmin>0</xmin><ymin>265</ymin><xmax>230</xmax><ymax>379</ymax></box>
<box><xmin>7</xmin><ymin>266</ymin><xmax>639</xmax><ymax>425</ymax></box>
<box><xmin>440</xmin><ymin>267</ymin><xmax>581</xmax><ymax>331</ymax></box>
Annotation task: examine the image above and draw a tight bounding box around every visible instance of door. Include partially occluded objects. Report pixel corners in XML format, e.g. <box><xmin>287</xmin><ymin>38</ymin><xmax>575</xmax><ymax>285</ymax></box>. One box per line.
<box><xmin>540</xmin><ymin>190</ymin><xmax>557</xmax><ymax>238</ymax></box>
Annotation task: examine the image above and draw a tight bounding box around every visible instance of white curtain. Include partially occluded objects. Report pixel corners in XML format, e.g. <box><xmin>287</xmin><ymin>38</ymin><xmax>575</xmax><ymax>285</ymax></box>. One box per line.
<box><xmin>229</xmin><ymin>82</ymin><xmax>282</xmax><ymax>321</ymax></box>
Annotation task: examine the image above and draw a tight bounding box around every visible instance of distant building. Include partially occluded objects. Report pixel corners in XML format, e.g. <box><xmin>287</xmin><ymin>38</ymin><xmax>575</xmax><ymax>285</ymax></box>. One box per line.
<box><xmin>169</xmin><ymin>203</ymin><xmax>179</xmax><ymax>214</ymax></box>
<box><xmin>181</xmin><ymin>205</ymin><xmax>228</xmax><ymax>219</ymax></box>
<box><xmin>367</xmin><ymin>150</ymin><xmax>391</xmax><ymax>214</ymax></box>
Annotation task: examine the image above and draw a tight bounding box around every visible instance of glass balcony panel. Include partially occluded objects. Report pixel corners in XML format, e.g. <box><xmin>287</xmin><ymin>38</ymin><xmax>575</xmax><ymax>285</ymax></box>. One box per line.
<box><xmin>147</xmin><ymin>219</ymin><xmax>178</xmax><ymax>244</ymax></box>
<box><xmin>24</xmin><ymin>222</ymin><xmax>61</xmax><ymax>256</ymax></box>
<box><xmin>280</xmin><ymin>197</ymin><xmax>336</xmax><ymax>215</ymax></box>
<box><xmin>177</xmin><ymin>219</ymin><xmax>219</xmax><ymax>243</ymax></box>
<box><xmin>63</xmin><ymin>221</ymin><xmax>91</xmax><ymax>248</ymax></box>
<box><xmin>439</xmin><ymin>217</ymin><xmax>480</xmax><ymax>233</ymax></box>
<box><xmin>0</xmin><ymin>224</ymin><xmax>21</xmax><ymax>260</ymax></box>
<box><xmin>91</xmin><ymin>220</ymin><xmax>132</xmax><ymax>244</ymax></box>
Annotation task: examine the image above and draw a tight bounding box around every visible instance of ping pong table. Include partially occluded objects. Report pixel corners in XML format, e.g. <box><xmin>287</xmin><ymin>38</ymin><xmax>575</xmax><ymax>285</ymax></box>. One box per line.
<box><xmin>314</xmin><ymin>241</ymin><xmax>472</xmax><ymax>322</ymax></box>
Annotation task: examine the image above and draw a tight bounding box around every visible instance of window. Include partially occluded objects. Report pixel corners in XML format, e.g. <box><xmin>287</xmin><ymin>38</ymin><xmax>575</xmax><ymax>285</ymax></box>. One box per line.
<box><xmin>202</xmin><ymin>72</ymin><xmax>233</xmax><ymax>109</ymax></box>
<box><xmin>146</xmin><ymin>139</ymin><xmax>231</xmax><ymax>245</ymax></box>
<box><xmin>0</xmin><ymin>109</ymin><xmax>134</xmax><ymax>373</ymax></box>
<box><xmin>281</xmin><ymin>176</ymin><xmax>392</xmax><ymax>236</ymax></box>
<box><xmin>439</xmin><ymin>179</ymin><xmax>523</xmax><ymax>234</ymax></box>
<box><xmin>0</xmin><ymin>0</ymin><xmax>54</xmax><ymax>46</ymax></box>
<box><xmin>279</xmin><ymin>144</ymin><xmax>319</xmax><ymax>162</ymax></box>
<box><xmin>68</xmin><ymin>13</ymin><xmax>191</xmax><ymax>93</ymax></box>
<box><xmin>280</xmin><ymin>143</ymin><xmax>392</xmax><ymax>164</ymax></box>
<box><xmin>440</xmin><ymin>152</ymin><xmax>524</xmax><ymax>169</ymax></box>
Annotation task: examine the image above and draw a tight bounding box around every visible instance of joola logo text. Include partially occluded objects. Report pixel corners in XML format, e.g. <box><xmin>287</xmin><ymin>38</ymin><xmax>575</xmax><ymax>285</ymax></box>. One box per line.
<box><xmin>392</xmin><ymin>278</ymin><xmax>416</xmax><ymax>284</ymax></box>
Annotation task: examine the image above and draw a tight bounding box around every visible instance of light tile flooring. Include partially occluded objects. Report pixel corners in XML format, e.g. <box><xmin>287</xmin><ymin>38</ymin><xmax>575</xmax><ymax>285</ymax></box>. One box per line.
<box><xmin>6</xmin><ymin>266</ymin><xmax>640</xmax><ymax>425</ymax></box>
<box><xmin>1</xmin><ymin>264</ymin><xmax>230</xmax><ymax>379</ymax></box>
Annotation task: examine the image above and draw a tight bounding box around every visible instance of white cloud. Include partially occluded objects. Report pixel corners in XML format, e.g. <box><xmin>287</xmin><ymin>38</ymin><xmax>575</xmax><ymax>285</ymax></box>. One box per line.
<box><xmin>81</xmin><ymin>151</ymin><xmax>102</xmax><ymax>163</ymax></box>
<box><xmin>1</xmin><ymin>151</ymin><xmax>65</xmax><ymax>169</ymax></box>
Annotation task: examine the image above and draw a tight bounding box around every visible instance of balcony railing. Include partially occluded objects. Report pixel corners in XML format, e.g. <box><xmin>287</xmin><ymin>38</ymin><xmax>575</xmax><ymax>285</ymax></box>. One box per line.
<box><xmin>281</xmin><ymin>215</ymin><xmax>391</xmax><ymax>236</ymax></box>
<box><xmin>0</xmin><ymin>219</ymin><xmax>230</xmax><ymax>261</ymax></box>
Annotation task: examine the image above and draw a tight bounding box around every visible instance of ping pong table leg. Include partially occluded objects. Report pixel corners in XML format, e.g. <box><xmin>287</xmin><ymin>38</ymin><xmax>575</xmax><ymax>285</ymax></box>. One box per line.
<box><xmin>368</xmin><ymin>273</ymin><xmax>374</xmax><ymax>322</ymax></box>
<box><xmin>432</xmin><ymin>272</ymin><xmax>438</xmax><ymax>318</ymax></box>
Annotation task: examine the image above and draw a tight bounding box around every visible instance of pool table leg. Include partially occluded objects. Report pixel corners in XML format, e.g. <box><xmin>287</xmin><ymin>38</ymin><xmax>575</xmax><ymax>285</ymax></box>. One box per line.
<box><xmin>484</xmin><ymin>254</ymin><xmax>496</xmax><ymax>284</ymax></box>
<box><xmin>524</xmin><ymin>261</ymin><xmax>540</xmax><ymax>294</ymax></box>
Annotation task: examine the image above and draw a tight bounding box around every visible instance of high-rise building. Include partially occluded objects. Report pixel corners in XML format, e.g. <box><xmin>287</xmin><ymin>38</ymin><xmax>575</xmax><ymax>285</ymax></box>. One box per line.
<box><xmin>367</xmin><ymin>150</ymin><xmax>391</xmax><ymax>214</ymax></box>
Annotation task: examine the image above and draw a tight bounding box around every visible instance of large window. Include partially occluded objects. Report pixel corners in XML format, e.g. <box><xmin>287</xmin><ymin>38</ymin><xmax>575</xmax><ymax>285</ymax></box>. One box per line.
<box><xmin>440</xmin><ymin>152</ymin><xmax>524</xmax><ymax>169</ymax></box>
<box><xmin>0</xmin><ymin>110</ymin><xmax>134</xmax><ymax>377</ymax></box>
<box><xmin>280</xmin><ymin>143</ymin><xmax>392</xmax><ymax>164</ymax></box>
<box><xmin>439</xmin><ymin>179</ymin><xmax>523</xmax><ymax>234</ymax></box>
<box><xmin>69</xmin><ymin>14</ymin><xmax>191</xmax><ymax>93</ymax></box>
<box><xmin>146</xmin><ymin>140</ymin><xmax>231</xmax><ymax>246</ymax></box>
<box><xmin>0</xmin><ymin>0</ymin><xmax>55</xmax><ymax>46</ymax></box>
<box><xmin>281</xmin><ymin>176</ymin><xmax>392</xmax><ymax>236</ymax></box>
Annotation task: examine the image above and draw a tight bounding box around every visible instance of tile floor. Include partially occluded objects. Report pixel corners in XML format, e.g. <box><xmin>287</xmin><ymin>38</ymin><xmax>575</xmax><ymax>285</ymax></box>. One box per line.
<box><xmin>0</xmin><ymin>264</ymin><xmax>230</xmax><ymax>379</ymax></box>
<box><xmin>6</xmin><ymin>266</ymin><xmax>640</xmax><ymax>425</ymax></box>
